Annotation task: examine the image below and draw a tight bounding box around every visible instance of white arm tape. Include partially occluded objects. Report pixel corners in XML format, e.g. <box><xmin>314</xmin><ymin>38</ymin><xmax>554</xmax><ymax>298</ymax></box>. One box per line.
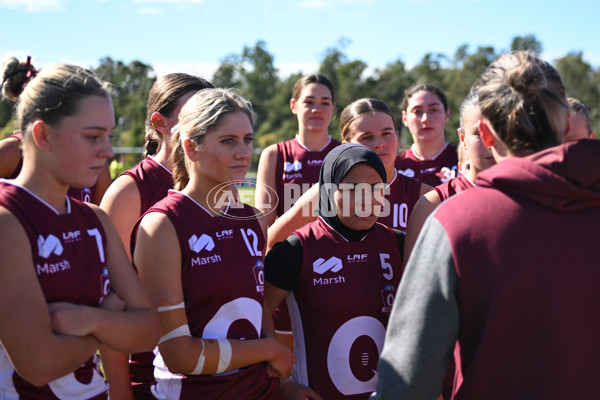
<box><xmin>216</xmin><ymin>339</ymin><xmax>233</xmax><ymax>374</ymax></box>
<box><xmin>157</xmin><ymin>301</ymin><xmax>185</xmax><ymax>312</ymax></box>
<box><xmin>158</xmin><ymin>324</ymin><xmax>191</xmax><ymax>344</ymax></box>
<box><xmin>190</xmin><ymin>339</ymin><xmax>206</xmax><ymax>375</ymax></box>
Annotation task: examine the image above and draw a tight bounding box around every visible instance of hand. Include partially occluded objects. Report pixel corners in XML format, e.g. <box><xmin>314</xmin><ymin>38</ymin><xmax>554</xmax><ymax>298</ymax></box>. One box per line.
<box><xmin>100</xmin><ymin>290</ymin><xmax>126</xmax><ymax>312</ymax></box>
<box><xmin>280</xmin><ymin>379</ymin><xmax>323</xmax><ymax>400</ymax></box>
<box><xmin>266</xmin><ymin>337</ymin><xmax>295</xmax><ymax>379</ymax></box>
<box><xmin>48</xmin><ymin>302</ymin><xmax>96</xmax><ymax>337</ymax></box>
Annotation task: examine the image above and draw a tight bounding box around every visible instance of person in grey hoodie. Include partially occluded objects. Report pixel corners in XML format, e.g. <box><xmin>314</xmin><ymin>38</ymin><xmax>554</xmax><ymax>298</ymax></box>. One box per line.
<box><xmin>371</xmin><ymin>51</ymin><xmax>600</xmax><ymax>400</ymax></box>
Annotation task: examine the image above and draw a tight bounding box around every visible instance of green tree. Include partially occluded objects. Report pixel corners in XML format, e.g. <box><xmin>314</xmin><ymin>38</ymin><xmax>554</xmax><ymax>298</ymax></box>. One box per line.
<box><xmin>554</xmin><ymin>51</ymin><xmax>600</xmax><ymax>134</ymax></box>
<box><xmin>510</xmin><ymin>34</ymin><xmax>543</xmax><ymax>55</ymax></box>
<box><xmin>93</xmin><ymin>57</ymin><xmax>155</xmax><ymax>149</ymax></box>
<box><xmin>0</xmin><ymin>98</ymin><xmax>15</xmax><ymax>139</ymax></box>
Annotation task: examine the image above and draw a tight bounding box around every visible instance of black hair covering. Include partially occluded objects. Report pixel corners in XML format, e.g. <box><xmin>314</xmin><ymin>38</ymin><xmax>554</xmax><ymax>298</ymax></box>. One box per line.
<box><xmin>318</xmin><ymin>144</ymin><xmax>387</xmax><ymax>241</ymax></box>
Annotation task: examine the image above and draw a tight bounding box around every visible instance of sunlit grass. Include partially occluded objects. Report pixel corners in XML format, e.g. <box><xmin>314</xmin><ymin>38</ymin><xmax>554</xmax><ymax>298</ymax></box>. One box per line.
<box><xmin>237</xmin><ymin>186</ymin><xmax>256</xmax><ymax>207</ymax></box>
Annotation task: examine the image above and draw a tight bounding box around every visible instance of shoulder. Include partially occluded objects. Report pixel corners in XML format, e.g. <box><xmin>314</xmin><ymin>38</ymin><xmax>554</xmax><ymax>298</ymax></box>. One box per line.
<box><xmin>0</xmin><ymin>135</ymin><xmax>21</xmax><ymax>152</ymax></box>
<box><xmin>0</xmin><ymin>205</ymin><xmax>30</xmax><ymax>254</ymax></box>
<box><xmin>138</xmin><ymin>210</ymin><xmax>176</xmax><ymax>239</ymax></box>
<box><xmin>261</xmin><ymin>143</ymin><xmax>280</xmax><ymax>158</ymax></box>
<box><xmin>101</xmin><ymin>174</ymin><xmax>139</xmax><ymax>207</ymax></box>
<box><xmin>257</xmin><ymin>144</ymin><xmax>280</xmax><ymax>172</ymax></box>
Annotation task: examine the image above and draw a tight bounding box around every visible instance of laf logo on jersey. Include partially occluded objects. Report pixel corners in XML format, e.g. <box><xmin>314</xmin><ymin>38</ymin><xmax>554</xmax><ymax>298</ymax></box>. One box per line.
<box><xmin>189</xmin><ymin>234</ymin><xmax>222</xmax><ymax>266</ymax></box>
<box><xmin>252</xmin><ymin>260</ymin><xmax>265</xmax><ymax>294</ymax></box>
<box><xmin>307</xmin><ymin>159</ymin><xmax>323</xmax><ymax>167</ymax></box>
<box><xmin>312</xmin><ymin>256</ymin><xmax>346</xmax><ymax>286</ymax></box>
<box><xmin>381</xmin><ymin>284</ymin><xmax>396</xmax><ymax>313</ymax></box>
<box><xmin>62</xmin><ymin>230</ymin><xmax>81</xmax><ymax>243</ymax></box>
<box><xmin>215</xmin><ymin>229</ymin><xmax>234</xmax><ymax>240</ymax></box>
<box><xmin>347</xmin><ymin>254</ymin><xmax>368</xmax><ymax>263</ymax></box>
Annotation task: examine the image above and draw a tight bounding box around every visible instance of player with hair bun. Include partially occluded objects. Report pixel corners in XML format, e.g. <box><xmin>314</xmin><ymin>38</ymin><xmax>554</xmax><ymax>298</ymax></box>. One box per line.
<box><xmin>0</xmin><ymin>57</ymin><xmax>159</xmax><ymax>399</ymax></box>
<box><xmin>373</xmin><ymin>51</ymin><xmax>600</xmax><ymax>400</ymax></box>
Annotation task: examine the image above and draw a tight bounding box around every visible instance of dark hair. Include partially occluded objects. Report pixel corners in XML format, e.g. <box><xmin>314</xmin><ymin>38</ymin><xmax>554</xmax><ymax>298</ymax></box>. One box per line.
<box><xmin>567</xmin><ymin>97</ymin><xmax>593</xmax><ymax>135</ymax></box>
<box><xmin>1</xmin><ymin>58</ymin><xmax>110</xmax><ymax>138</ymax></box>
<box><xmin>292</xmin><ymin>73</ymin><xmax>335</xmax><ymax>104</ymax></box>
<box><xmin>144</xmin><ymin>73</ymin><xmax>214</xmax><ymax>158</ymax></box>
<box><xmin>170</xmin><ymin>88</ymin><xmax>255</xmax><ymax>190</ymax></box>
<box><xmin>478</xmin><ymin>51</ymin><xmax>567</xmax><ymax>156</ymax></box>
<box><xmin>401</xmin><ymin>83</ymin><xmax>448</xmax><ymax>112</ymax></box>
<box><xmin>339</xmin><ymin>98</ymin><xmax>398</xmax><ymax>142</ymax></box>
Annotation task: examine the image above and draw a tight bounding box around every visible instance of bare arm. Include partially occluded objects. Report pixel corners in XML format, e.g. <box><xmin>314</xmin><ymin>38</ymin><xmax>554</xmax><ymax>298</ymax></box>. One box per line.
<box><xmin>262</xmin><ymin>271</ymin><xmax>324</xmax><ymax>400</ymax></box>
<box><xmin>0</xmin><ymin>137</ymin><xmax>22</xmax><ymax>178</ymax></box>
<box><xmin>99</xmin><ymin>175</ymin><xmax>141</xmax><ymax>262</ymax></box>
<box><xmin>98</xmin><ymin>174</ymin><xmax>141</xmax><ymax>399</ymax></box>
<box><xmin>49</xmin><ymin>205</ymin><xmax>160</xmax><ymax>353</ymax></box>
<box><xmin>255</xmin><ymin>144</ymin><xmax>279</xmax><ymax>227</ymax></box>
<box><xmin>0</xmin><ymin>209</ymin><xmax>100</xmax><ymax>386</ymax></box>
<box><xmin>261</xmin><ymin>282</ymin><xmax>291</xmax><ymax>339</ymax></box>
<box><xmin>419</xmin><ymin>182</ymin><xmax>433</xmax><ymax>197</ymax></box>
<box><xmin>403</xmin><ymin>190</ymin><xmax>441</xmax><ymax>265</ymax></box>
<box><xmin>267</xmin><ymin>184</ymin><xmax>318</xmax><ymax>252</ymax></box>
<box><xmin>90</xmin><ymin>161</ymin><xmax>112</xmax><ymax>206</ymax></box>
<box><xmin>135</xmin><ymin>212</ymin><xmax>294</xmax><ymax>377</ymax></box>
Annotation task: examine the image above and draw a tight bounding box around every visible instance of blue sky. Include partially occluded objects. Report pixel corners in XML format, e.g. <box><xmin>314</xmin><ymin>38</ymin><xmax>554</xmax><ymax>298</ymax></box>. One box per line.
<box><xmin>1</xmin><ymin>0</ymin><xmax>598</xmax><ymax>81</ymax></box>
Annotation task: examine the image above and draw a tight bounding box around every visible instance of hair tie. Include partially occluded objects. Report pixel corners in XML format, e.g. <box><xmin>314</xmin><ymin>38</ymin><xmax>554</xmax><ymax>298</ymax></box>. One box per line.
<box><xmin>1</xmin><ymin>56</ymin><xmax>37</xmax><ymax>93</ymax></box>
<box><xmin>25</xmin><ymin>56</ymin><xmax>37</xmax><ymax>79</ymax></box>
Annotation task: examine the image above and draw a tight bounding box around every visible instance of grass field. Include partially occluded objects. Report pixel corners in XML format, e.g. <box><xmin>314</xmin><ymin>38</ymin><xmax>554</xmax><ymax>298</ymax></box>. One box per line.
<box><xmin>237</xmin><ymin>186</ymin><xmax>256</xmax><ymax>207</ymax></box>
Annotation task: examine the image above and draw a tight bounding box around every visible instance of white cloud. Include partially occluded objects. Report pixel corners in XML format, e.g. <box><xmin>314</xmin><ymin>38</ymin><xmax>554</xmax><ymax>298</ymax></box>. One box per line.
<box><xmin>0</xmin><ymin>0</ymin><xmax>64</xmax><ymax>12</ymax></box>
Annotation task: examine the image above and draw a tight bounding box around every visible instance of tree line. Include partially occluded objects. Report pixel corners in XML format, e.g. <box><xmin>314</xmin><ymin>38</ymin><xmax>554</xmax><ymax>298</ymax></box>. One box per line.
<box><xmin>1</xmin><ymin>34</ymin><xmax>598</xmax><ymax>171</ymax></box>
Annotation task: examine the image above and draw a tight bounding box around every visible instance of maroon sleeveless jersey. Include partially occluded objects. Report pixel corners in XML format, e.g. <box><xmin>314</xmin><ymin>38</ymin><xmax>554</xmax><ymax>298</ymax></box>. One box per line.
<box><xmin>395</xmin><ymin>143</ymin><xmax>458</xmax><ymax>187</ymax></box>
<box><xmin>121</xmin><ymin>156</ymin><xmax>174</xmax><ymax>214</ymax></box>
<box><xmin>378</xmin><ymin>170</ymin><xmax>423</xmax><ymax>232</ymax></box>
<box><xmin>433</xmin><ymin>173</ymin><xmax>474</xmax><ymax>202</ymax></box>
<box><xmin>0</xmin><ymin>181</ymin><xmax>109</xmax><ymax>399</ymax></box>
<box><xmin>133</xmin><ymin>191</ymin><xmax>280</xmax><ymax>400</ymax></box>
<box><xmin>289</xmin><ymin>217</ymin><xmax>402</xmax><ymax>399</ymax></box>
<box><xmin>120</xmin><ymin>156</ymin><xmax>174</xmax><ymax>397</ymax></box>
<box><xmin>274</xmin><ymin>137</ymin><xmax>340</xmax><ymax>216</ymax></box>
